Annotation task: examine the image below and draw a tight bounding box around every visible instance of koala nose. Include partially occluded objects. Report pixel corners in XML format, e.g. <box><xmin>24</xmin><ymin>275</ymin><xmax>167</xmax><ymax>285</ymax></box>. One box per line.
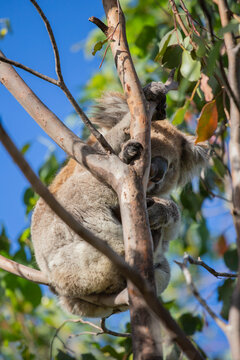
<box><xmin>150</xmin><ymin>156</ymin><xmax>168</xmax><ymax>183</ymax></box>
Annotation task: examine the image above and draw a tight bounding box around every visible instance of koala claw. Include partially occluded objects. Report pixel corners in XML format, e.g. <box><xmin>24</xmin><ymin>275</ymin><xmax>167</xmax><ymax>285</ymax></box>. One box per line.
<box><xmin>147</xmin><ymin>197</ymin><xmax>180</xmax><ymax>230</ymax></box>
<box><xmin>120</xmin><ymin>140</ymin><xmax>143</xmax><ymax>164</ymax></box>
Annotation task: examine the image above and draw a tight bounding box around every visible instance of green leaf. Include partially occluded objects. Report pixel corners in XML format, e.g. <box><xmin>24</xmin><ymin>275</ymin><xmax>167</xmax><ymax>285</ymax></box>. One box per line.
<box><xmin>82</xmin><ymin>354</ymin><xmax>97</xmax><ymax>360</ymax></box>
<box><xmin>155</xmin><ymin>29</ymin><xmax>182</xmax><ymax>63</ymax></box>
<box><xmin>92</xmin><ymin>39</ymin><xmax>108</xmax><ymax>56</ymax></box>
<box><xmin>100</xmin><ymin>345</ymin><xmax>121</xmax><ymax>359</ymax></box>
<box><xmin>23</xmin><ymin>187</ymin><xmax>39</xmax><ymax>214</ymax></box>
<box><xmin>162</xmin><ymin>45</ymin><xmax>183</xmax><ymax>69</ymax></box>
<box><xmin>205</xmin><ymin>40</ymin><xmax>222</xmax><ymax>77</ymax></box>
<box><xmin>0</xmin><ymin>225</ymin><xmax>10</xmax><ymax>253</ymax></box>
<box><xmin>135</xmin><ymin>25</ymin><xmax>156</xmax><ymax>56</ymax></box>
<box><xmin>56</xmin><ymin>349</ymin><xmax>76</xmax><ymax>360</ymax></box>
<box><xmin>168</xmin><ymin>29</ymin><xmax>183</xmax><ymax>46</ymax></box>
<box><xmin>19</xmin><ymin>227</ymin><xmax>31</xmax><ymax>243</ymax></box>
<box><xmin>212</xmin><ymin>157</ymin><xmax>227</xmax><ymax>178</ymax></box>
<box><xmin>21</xmin><ymin>142</ymin><xmax>31</xmax><ymax>155</ymax></box>
<box><xmin>180</xmin><ymin>186</ymin><xmax>202</xmax><ymax>220</ymax></box>
<box><xmin>218</xmin><ymin>279</ymin><xmax>235</xmax><ymax>320</ymax></box>
<box><xmin>180</xmin><ymin>51</ymin><xmax>201</xmax><ymax>82</ymax></box>
<box><xmin>183</xmin><ymin>36</ymin><xmax>193</xmax><ymax>51</ymax></box>
<box><xmin>38</xmin><ymin>153</ymin><xmax>60</xmax><ymax>185</ymax></box>
<box><xmin>224</xmin><ymin>243</ymin><xmax>238</xmax><ymax>272</ymax></box>
<box><xmin>178</xmin><ymin>313</ymin><xmax>203</xmax><ymax>335</ymax></box>
<box><xmin>192</xmin><ymin>35</ymin><xmax>207</xmax><ymax>58</ymax></box>
<box><xmin>155</xmin><ymin>30</ymin><xmax>173</xmax><ymax>62</ymax></box>
<box><xmin>218</xmin><ymin>21</ymin><xmax>239</xmax><ymax>37</ymax></box>
<box><xmin>195</xmin><ymin>100</ymin><xmax>218</xmax><ymax>143</ymax></box>
<box><xmin>172</xmin><ymin>99</ymin><xmax>190</xmax><ymax>125</ymax></box>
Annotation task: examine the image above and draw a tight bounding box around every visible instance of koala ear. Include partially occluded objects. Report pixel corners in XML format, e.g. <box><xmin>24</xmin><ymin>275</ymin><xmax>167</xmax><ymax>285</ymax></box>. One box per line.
<box><xmin>178</xmin><ymin>136</ymin><xmax>209</xmax><ymax>186</ymax></box>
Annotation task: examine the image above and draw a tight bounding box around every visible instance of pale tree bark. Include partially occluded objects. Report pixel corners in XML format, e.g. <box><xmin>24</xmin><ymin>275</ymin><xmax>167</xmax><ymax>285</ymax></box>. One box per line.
<box><xmin>101</xmin><ymin>1</ymin><xmax>162</xmax><ymax>358</ymax></box>
<box><xmin>0</xmin><ymin>1</ymin><xmax>205</xmax><ymax>358</ymax></box>
<box><xmin>218</xmin><ymin>1</ymin><xmax>240</xmax><ymax>359</ymax></box>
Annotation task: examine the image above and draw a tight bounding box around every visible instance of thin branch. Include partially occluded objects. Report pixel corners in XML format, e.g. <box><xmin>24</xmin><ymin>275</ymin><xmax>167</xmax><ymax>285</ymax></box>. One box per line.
<box><xmin>198</xmin><ymin>0</ymin><xmax>215</xmax><ymax>43</ymax></box>
<box><xmin>200</xmin><ymin>178</ymin><xmax>232</xmax><ymax>203</ymax></box>
<box><xmin>101</xmin><ymin>318</ymin><xmax>131</xmax><ymax>338</ymax></box>
<box><xmin>89</xmin><ymin>16</ymin><xmax>109</xmax><ymax>34</ymax></box>
<box><xmin>184</xmin><ymin>253</ymin><xmax>237</xmax><ymax>279</ymax></box>
<box><xmin>168</xmin><ymin>0</ymin><xmax>189</xmax><ymax>37</ymax></box>
<box><xmin>219</xmin><ymin>57</ymin><xmax>240</xmax><ymax>113</ymax></box>
<box><xmin>50</xmin><ymin>318</ymin><xmax>102</xmax><ymax>359</ymax></box>
<box><xmin>0</xmin><ymin>55</ymin><xmax>58</xmax><ymax>85</ymax></box>
<box><xmin>175</xmin><ymin>256</ymin><xmax>229</xmax><ymax>334</ymax></box>
<box><xmin>29</xmin><ymin>0</ymin><xmax>63</xmax><ymax>82</ymax></box>
<box><xmin>0</xmin><ymin>254</ymin><xmax>48</xmax><ymax>285</ymax></box>
<box><xmin>28</xmin><ymin>0</ymin><xmax>114</xmax><ymax>154</ymax></box>
<box><xmin>168</xmin><ymin>0</ymin><xmax>197</xmax><ymax>49</ymax></box>
<box><xmin>179</xmin><ymin>0</ymin><xmax>200</xmax><ymax>36</ymax></box>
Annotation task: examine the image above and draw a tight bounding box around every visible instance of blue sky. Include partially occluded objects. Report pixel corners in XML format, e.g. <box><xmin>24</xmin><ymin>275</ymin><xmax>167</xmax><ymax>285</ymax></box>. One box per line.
<box><xmin>0</xmin><ymin>0</ymin><xmax>104</xmax><ymax>243</ymax></box>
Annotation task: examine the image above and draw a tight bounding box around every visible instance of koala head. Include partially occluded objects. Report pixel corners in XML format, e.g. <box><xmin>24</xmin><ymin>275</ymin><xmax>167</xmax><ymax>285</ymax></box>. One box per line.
<box><xmin>148</xmin><ymin>120</ymin><xmax>208</xmax><ymax>196</ymax></box>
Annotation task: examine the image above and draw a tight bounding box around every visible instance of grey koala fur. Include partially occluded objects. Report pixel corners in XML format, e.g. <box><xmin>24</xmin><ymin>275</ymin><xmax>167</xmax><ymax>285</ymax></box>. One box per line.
<box><xmin>31</xmin><ymin>92</ymin><xmax>208</xmax><ymax>318</ymax></box>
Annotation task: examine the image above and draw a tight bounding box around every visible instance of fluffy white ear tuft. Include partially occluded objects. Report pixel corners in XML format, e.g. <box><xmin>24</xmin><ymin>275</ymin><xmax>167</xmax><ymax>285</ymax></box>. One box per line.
<box><xmin>90</xmin><ymin>92</ymin><xmax>128</xmax><ymax>130</ymax></box>
<box><xmin>178</xmin><ymin>136</ymin><xmax>209</xmax><ymax>186</ymax></box>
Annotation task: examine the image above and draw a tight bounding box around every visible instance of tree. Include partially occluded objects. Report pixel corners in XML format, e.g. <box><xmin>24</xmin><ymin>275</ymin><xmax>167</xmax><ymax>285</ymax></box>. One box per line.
<box><xmin>0</xmin><ymin>0</ymin><xmax>240</xmax><ymax>359</ymax></box>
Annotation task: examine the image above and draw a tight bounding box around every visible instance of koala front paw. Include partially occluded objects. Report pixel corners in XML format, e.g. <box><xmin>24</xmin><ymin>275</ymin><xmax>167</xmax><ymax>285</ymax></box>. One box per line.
<box><xmin>119</xmin><ymin>140</ymin><xmax>143</xmax><ymax>164</ymax></box>
<box><xmin>147</xmin><ymin>197</ymin><xmax>180</xmax><ymax>230</ymax></box>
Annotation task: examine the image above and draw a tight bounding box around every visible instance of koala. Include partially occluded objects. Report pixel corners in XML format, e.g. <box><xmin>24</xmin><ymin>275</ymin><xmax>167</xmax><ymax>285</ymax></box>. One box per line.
<box><xmin>31</xmin><ymin>91</ymin><xmax>208</xmax><ymax>318</ymax></box>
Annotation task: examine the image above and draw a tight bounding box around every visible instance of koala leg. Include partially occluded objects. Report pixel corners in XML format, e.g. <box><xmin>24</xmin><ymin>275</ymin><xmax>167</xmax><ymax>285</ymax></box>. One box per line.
<box><xmin>147</xmin><ymin>197</ymin><xmax>180</xmax><ymax>296</ymax></box>
<box><xmin>59</xmin><ymin>296</ymin><xmax>116</xmax><ymax>318</ymax></box>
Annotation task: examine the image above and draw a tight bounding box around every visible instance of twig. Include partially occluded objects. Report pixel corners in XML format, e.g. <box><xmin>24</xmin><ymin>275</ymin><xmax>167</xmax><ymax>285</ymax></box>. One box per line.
<box><xmin>184</xmin><ymin>253</ymin><xmax>237</xmax><ymax>279</ymax></box>
<box><xmin>198</xmin><ymin>0</ymin><xmax>215</xmax><ymax>43</ymax></box>
<box><xmin>88</xmin><ymin>16</ymin><xmax>109</xmax><ymax>35</ymax></box>
<box><xmin>175</xmin><ymin>255</ymin><xmax>229</xmax><ymax>334</ymax></box>
<box><xmin>0</xmin><ymin>56</ymin><xmax>58</xmax><ymax>85</ymax></box>
<box><xmin>168</xmin><ymin>0</ymin><xmax>197</xmax><ymax>49</ymax></box>
<box><xmin>89</xmin><ymin>16</ymin><xmax>119</xmax><ymax>69</ymax></box>
<box><xmin>219</xmin><ymin>57</ymin><xmax>240</xmax><ymax>113</ymax></box>
<box><xmin>179</xmin><ymin>0</ymin><xmax>200</xmax><ymax>36</ymax></box>
<box><xmin>29</xmin><ymin>0</ymin><xmax>63</xmax><ymax>82</ymax></box>
<box><xmin>200</xmin><ymin>178</ymin><xmax>232</xmax><ymax>203</ymax></box>
<box><xmin>101</xmin><ymin>317</ymin><xmax>131</xmax><ymax>338</ymax></box>
<box><xmin>50</xmin><ymin>318</ymin><xmax>102</xmax><ymax>359</ymax></box>
<box><xmin>28</xmin><ymin>0</ymin><xmax>114</xmax><ymax>154</ymax></box>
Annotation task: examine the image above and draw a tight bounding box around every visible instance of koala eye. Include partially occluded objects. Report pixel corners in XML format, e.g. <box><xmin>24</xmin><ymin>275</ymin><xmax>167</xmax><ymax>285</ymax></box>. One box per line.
<box><xmin>150</xmin><ymin>156</ymin><xmax>168</xmax><ymax>183</ymax></box>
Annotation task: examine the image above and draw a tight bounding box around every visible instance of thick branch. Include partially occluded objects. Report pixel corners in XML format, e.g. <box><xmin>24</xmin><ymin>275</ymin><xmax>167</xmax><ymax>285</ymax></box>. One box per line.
<box><xmin>101</xmin><ymin>1</ymin><xmax>161</xmax><ymax>358</ymax></box>
<box><xmin>218</xmin><ymin>1</ymin><xmax>240</xmax><ymax>359</ymax></box>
